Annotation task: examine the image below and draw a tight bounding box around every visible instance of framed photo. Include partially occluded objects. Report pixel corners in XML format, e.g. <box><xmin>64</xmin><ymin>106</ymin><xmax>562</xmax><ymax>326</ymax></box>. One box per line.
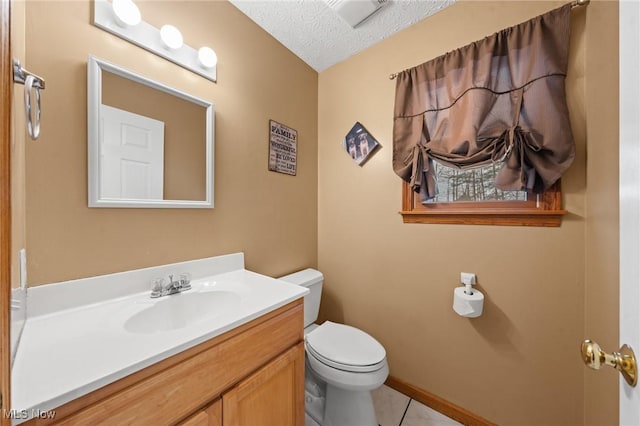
<box><xmin>343</xmin><ymin>122</ymin><xmax>380</xmax><ymax>166</ymax></box>
<box><xmin>268</xmin><ymin>120</ymin><xmax>297</xmax><ymax>176</ymax></box>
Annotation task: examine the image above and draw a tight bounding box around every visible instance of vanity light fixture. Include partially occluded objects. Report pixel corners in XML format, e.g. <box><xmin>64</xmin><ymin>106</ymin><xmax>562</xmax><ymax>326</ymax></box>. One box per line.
<box><xmin>198</xmin><ymin>47</ymin><xmax>218</xmax><ymax>69</ymax></box>
<box><xmin>160</xmin><ymin>25</ymin><xmax>183</xmax><ymax>50</ymax></box>
<box><xmin>111</xmin><ymin>0</ymin><xmax>141</xmax><ymax>27</ymax></box>
<box><xmin>93</xmin><ymin>0</ymin><xmax>217</xmax><ymax>82</ymax></box>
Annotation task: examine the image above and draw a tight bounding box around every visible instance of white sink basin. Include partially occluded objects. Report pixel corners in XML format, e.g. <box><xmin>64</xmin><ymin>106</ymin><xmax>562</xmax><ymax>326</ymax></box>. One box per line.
<box><xmin>125</xmin><ymin>291</ymin><xmax>241</xmax><ymax>334</ymax></box>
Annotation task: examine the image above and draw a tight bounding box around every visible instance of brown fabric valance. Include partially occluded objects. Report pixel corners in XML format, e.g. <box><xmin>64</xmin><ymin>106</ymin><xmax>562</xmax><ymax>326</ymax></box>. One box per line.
<box><xmin>393</xmin><ymin>4</ymin><xmax>575</xmax><ymax>202</ymax></box>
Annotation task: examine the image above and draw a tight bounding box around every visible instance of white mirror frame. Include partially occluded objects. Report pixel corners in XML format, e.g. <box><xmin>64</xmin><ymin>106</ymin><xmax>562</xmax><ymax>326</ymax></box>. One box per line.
<box><xmin>88</xmin><ymin>55</ymin><xmax>214</xmax><ymax>208</ymax></box>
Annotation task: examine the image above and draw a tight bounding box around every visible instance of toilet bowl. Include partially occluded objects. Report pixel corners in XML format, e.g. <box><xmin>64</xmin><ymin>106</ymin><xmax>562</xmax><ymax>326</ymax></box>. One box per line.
<box><xmin>279</xmin><ymin>269</ymin><xmax>388</xmax><ymax>426</ymax></box>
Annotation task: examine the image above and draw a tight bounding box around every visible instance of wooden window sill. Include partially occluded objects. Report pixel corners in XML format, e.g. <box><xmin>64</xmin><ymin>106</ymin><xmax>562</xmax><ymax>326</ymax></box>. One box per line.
<box><xmin>400</xmin><ymin>209</ymin><xmax>567</xmax><ymax>227</ymax></box>
<box><xmin>401</xmin><ymin>181</ymin><xmax>566</xmax><ymax>227</ymax></box>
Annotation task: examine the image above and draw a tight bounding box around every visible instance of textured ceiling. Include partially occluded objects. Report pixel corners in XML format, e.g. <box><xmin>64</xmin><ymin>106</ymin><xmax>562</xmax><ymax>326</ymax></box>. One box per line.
<box><xmin>228</xmin><ymin>0</ymin><xmax>456</xmax><ymax>72</ymax></box>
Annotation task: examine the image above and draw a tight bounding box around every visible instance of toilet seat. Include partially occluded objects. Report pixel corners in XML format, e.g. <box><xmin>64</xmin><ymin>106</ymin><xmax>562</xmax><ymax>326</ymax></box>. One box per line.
<box><xmin>305</xmin><ymin>321</ymin><xmax>386</xmax><ymax>373</ymax></box>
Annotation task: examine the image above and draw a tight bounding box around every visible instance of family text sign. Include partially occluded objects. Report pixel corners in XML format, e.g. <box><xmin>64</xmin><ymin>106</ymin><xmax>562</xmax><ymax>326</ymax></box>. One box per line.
<box><xmin>269</xmin><ymin>120</ymin><xmax>297</xmax><ymax>176</ymax></box>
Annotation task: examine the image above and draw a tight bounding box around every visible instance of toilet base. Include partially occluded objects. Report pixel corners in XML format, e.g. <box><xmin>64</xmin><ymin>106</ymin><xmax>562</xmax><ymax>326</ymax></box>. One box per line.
<box><xmin>322</xmin><ymin>385</ymin><xmax>377</xmax><ymax>426</ymax></box>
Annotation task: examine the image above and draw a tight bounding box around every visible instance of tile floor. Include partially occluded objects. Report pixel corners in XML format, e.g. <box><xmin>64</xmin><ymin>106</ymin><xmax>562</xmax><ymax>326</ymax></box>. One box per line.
<box><xmin>372</xmin><ymin>385</ymin><xmax>463</xmax><ymax>426</ymax></box>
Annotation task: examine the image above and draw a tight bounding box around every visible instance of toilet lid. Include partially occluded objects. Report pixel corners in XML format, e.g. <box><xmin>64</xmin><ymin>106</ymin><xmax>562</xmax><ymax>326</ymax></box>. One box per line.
<box><xmin>305</xmin><ymin>321</ymin><xmax>386</xmax><ymax>372</ymax></box>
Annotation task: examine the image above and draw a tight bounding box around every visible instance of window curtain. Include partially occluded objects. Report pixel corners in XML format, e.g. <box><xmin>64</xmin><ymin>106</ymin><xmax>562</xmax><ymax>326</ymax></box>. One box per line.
<box><xmin>392</xmin><ymin>4</ymin><xmax>575</xmax><ymax>202</ymax></box>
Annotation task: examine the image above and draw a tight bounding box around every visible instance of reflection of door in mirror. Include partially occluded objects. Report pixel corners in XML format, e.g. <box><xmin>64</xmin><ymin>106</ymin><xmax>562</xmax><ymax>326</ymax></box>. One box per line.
<box><xmin>101</xmin><ymin>70</ymin><xmax>207</xmax><ymax>201</ymax></box>
<box><xmin>100</xmin><ymin>105</ymin><xmax>165</xmax><ymax>200</ymax></box>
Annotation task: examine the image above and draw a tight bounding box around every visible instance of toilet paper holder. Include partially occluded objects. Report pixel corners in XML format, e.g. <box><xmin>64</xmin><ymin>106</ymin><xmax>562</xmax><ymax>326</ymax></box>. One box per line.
<box><xmin>453</xmin><ymin>273</ymin><xmax>484</xmax><ymax>318</ymax></box>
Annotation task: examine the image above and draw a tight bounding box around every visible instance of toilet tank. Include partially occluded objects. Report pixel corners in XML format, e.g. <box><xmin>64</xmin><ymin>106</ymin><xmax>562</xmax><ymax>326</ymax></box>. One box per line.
<box><xmin>279</xmin><ymin>269</ymin><xmax>323</xmax><ymax>328</ymax></box>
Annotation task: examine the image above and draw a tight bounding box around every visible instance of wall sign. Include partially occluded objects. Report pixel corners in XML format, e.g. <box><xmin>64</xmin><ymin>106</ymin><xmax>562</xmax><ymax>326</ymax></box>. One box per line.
<box><xmin>344</xmin><ymin>122</ymin><xmax>380</xmax><ymax>166</ymax></box>
<box><xmin>269</xmin><ymin>120</ymin><xmax>297</xmax><ymax>176</ymax></box>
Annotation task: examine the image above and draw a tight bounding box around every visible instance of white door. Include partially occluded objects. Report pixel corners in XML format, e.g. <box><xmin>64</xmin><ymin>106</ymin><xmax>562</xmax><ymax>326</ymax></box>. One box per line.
<box><xmin>619</xmin><ymin>1</ymin><xmax>640</xmax><ymax>423</ymax></box>
<box><xmin>100</xmin><ymin>105</ymin><xmax>165</xmax><ymax>200</ymax></box>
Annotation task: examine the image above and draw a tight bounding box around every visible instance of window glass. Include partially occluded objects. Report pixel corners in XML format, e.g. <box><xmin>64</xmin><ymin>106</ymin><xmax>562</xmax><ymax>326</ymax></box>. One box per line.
<box><xmin>427</xmin><ymin>162</ymin><xmax>527</xmax><ymax>203</ymax></box>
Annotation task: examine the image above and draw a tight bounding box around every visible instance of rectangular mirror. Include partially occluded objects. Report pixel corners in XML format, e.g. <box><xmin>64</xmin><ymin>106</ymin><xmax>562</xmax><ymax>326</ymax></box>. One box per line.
<box><xmin>88</xmin><ymin>55</ymin><xmax>214</xmax><ymax>208</ymax></box>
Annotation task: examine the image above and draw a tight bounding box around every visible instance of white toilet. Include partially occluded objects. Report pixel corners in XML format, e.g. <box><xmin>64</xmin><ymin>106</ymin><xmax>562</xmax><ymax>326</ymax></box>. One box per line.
<box><xmin>279</xmin><ymin>269</ymin><xmax>388</xmax><ymax>426</ymax></box>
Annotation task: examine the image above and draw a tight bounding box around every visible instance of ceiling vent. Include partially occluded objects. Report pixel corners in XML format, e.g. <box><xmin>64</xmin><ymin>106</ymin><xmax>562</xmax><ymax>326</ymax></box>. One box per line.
<box><xmin>324</xmin><ymin>0</ymin><xmax>388</xmax><ymax>28</ymax></box>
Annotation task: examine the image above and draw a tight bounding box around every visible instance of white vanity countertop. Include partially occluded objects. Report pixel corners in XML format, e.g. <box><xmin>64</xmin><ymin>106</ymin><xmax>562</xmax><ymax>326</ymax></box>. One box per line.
<box><xmin>11</xmin><ymin>255</ymin><xmax>307</xmax><ymax>423</ymax></box>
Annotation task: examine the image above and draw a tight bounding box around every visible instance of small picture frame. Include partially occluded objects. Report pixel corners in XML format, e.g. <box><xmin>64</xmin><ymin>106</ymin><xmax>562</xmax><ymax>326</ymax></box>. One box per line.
<box><xmin>343</xmin><ymin>122</ymin><xmax>380</xmax><ymax>166</ymax></box>
<box><xmin>268</xmin><ymin>119</ymin><xmax>297</xmax><ymax>176</ymax></box>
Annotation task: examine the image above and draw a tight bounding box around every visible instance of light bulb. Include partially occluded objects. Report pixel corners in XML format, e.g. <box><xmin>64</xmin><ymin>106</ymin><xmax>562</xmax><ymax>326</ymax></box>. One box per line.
<box><xmin>198</xmin><ymin>47</ymin><xmax>218</xmax><ymax>69</ymax></box>
<box><xmin>160</xmin><ymin>25</ymin><xmax>183</xmax><ymax>50</ymax></box>
<box><xmin>111</xmin><ymin>0</ymin><xmax>141</xmax><ymax>27</ymax></box>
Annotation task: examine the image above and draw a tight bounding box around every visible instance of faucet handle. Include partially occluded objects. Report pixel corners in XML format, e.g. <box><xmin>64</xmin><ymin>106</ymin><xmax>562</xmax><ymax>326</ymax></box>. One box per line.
<box><xmin>151</xmin><ymin>277</ymin><xmax>166</xmax><ymax>297</ymax></box>
<box><xmin>179</xmin><ymin>272</ymin><xmax>192</xmax><ymax>288</ymax></box>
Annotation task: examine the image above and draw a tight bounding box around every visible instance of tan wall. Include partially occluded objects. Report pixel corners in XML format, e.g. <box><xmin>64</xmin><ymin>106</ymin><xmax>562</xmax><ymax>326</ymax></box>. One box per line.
<box><xmin>318</xmin><ymin>2</ymin><xmax>590</xmax><ymax>424</ymax></box>
<box><xmin>583</xmin><ymin>0</ymin><xmax>619</xmax><ymax>424</ymax></box>
<box><xmin>25</xmin><ymin>0</ymin><xmax>318</xmax><ymax>285</ymax></box>
<box><xmin>101</xmin><ymin>71</ymin><xmax>207</xmax><ymax>201</ymax></box>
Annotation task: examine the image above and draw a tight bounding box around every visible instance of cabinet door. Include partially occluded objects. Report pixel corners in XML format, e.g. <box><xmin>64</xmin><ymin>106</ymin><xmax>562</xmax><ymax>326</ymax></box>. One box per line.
<box><xmin>223</xmin><ymin>343</ymin><xmax>305</xmax><ymax>426</ymax></box>
<box><xmin>178</xmin><ymin>399</ymin><xmax>222</xmax><ymax>426</ymax></box>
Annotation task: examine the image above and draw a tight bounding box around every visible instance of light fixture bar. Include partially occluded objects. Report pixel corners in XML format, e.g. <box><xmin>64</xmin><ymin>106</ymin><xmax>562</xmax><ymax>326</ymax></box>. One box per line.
<box><xmin>93</xmin><ymin>0</ymin><xmax>217</xmax><ymax>82</ymax></box>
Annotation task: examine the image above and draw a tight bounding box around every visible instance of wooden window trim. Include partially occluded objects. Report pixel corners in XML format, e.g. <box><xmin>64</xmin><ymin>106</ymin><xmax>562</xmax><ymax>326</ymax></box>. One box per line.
<box><xmin>400</xmin><ymin>181</ymin><xmax>567</xmax><ymax>227</ymax></box>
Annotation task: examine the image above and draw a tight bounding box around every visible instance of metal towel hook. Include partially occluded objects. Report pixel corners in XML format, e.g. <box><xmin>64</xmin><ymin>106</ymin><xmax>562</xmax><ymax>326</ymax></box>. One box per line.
<box><xmin>13</xmin><ymin>59</ymin><xmax>45</xmax><ymax>141</ymax></box>
<box><xmin>24</xmin><ymin>75</ymin><xmax>41</xmax><ymax>140</ymax></box>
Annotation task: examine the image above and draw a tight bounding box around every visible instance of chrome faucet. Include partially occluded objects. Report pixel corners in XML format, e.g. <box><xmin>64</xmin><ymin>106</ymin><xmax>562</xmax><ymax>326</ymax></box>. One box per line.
<box><xmin>150</xmin><ymin>273</ymin><xmax>192</xmax><ymax>298</ymax></box>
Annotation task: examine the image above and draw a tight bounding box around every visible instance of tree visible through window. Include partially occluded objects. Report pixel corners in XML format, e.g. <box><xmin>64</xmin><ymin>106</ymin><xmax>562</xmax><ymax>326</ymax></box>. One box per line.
<box><xmin>428</xmin><ymin>162</ymin><xmax>527</xmax><ymax>204</ymax></box>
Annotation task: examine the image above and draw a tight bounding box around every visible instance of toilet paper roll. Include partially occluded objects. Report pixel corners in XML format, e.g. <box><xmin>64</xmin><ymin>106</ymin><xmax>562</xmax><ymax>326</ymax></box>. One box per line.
<box><xmin>453</xmin><ymin>286</ymin><xmax>484</xmax><ymax>318</ymax></box>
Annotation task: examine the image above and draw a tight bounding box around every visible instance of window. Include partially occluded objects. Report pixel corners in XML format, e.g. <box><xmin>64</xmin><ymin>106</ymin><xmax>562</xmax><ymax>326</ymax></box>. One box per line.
<box><xmin>401</xmin><ymin>162</ymin><xmax>566</xmax><ymax>227</ymax></box>
<box><xmin>392</xmin><ymin>5</ymin><xmax>573</xmax><ymax>227</ymax></box>
<box><xmin>430</xmin><ymin>162</ymin><xmax>527</xmax><ymax>203</ymax></box>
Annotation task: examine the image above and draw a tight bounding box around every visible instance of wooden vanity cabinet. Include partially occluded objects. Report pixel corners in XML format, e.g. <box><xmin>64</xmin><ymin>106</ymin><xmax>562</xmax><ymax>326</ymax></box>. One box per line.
<box><xmin>179</xmin><ymin>343</ymin><xmax>305</xmax><ymax>426</ymax></box>
<box><xmin>178</xmin><ymin>399</ymin><xmax>222</xmax><ymax>426</ymax></box>
<box><xmin>223</xmin><ymin>344</ymin><xmax>304</xmax><ymax>426</ymax></box>
<box><xmin>26</xmin><ymin>300</ymin><xmax>304</xmax><ymax>426</ymax></box>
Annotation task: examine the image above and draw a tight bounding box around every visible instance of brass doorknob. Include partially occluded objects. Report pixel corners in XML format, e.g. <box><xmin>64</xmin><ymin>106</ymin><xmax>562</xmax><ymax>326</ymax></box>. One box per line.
<box><xmin>581</xmin><ymin>340</ymin><xmax>637</xmax><ymax>387</ymax></box>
